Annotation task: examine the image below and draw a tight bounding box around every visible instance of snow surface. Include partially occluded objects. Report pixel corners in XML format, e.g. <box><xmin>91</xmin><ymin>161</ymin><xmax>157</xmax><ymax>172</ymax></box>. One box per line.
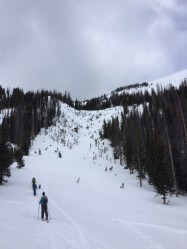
<box><xmin>0</xmin><ymin>103</ymin><xmax>187</xmax><ymax>249</ymax></box>
<box><xmin>150</xmin><ymin>69</ymin><xmax>187</xmax><ymax>87</ymax></box>
<box><xmin>103</xmin><ymin>69</ymin><xmax>187</xmax><ymax>99</ymax></box>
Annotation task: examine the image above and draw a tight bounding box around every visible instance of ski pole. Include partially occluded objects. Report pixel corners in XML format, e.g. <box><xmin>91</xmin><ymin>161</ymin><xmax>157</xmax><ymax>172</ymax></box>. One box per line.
<box><xmin>38</xmin><ymin>204</ymin><xmax>40</xmax><ymax>219</ymax></box>
<box><xmin>48</xmin><ymin>207</ymin><xmax>51</xmax><ymax>220</ymax></box>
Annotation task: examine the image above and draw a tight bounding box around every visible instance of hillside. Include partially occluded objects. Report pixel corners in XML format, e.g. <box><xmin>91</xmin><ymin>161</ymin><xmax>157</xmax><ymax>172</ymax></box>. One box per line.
<box><xmin>0</xmin><ymin>103</ymin><xmax>187</xmax><ymax>249</ymax></box>
<box><xmin>114</xmin><ymin>69</ymin><xmax>187</xmax><ymax>95</ymax></box>
<box><xmin>150</xmin><ymin>69</ymin><xmax>187</xmax><ymax>87</ymax></box>
<box><xmin>79</xmin><ymin>69</ymin><xmax>187</xmax><ymax>111</ymax></box>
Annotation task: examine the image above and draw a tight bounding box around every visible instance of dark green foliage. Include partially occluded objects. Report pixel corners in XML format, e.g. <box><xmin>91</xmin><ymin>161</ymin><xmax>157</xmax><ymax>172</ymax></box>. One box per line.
<box><xmin>0</xmin><ymin>142</ymin><xmax>13</xmax><ymax>184</ymax></box>
<box><xmin>114</xmin><ymin>82</ymin><xmax>149</xmax><ymax>93</ymax></box>
<box><xmin>100</xmin><ymin>82</ymin><xmax>187</xmax><ymax>202</ymax></box>
<box><xmin>14</xmin><ymin>148</ymin><xmax>25</xmax><ymax>168</ymax></box>
<box><xmin>0</xmin><ymin>86</ymin><xmax>66</xmax><ymax>183</ymax></box>
<box><xmin>75</xmin><ymin>84</ymin><xmax>152</xmax><ymax>111</ymax></box>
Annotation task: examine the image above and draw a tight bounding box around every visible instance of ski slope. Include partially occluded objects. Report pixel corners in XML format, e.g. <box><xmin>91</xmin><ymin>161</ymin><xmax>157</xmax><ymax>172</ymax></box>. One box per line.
<box><xmin>106</xmin><ymin>69</ymin><xmax>187</xmax><ymax>98</ymax></box>
<box><xmin>150</xmin><ymin>69</ymin><xmax>187</xmax><ymax>87</ymax></box>
<box><xmin>0</xmin><ymin>103</ymin><xmax>187</xmax><ymax>249</ymax></box>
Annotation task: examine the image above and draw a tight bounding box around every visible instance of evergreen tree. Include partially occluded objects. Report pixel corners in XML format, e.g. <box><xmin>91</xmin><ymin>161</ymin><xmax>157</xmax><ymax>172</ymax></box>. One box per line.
<box><xmin>14</xmin><ymin>148</ymin><xmax>25</xmax><ymax>168</ymax></box>
<box><xmin>0</xmin><ymin>142</ymin><xmax>12</xmax><ymax>184</ymax></box>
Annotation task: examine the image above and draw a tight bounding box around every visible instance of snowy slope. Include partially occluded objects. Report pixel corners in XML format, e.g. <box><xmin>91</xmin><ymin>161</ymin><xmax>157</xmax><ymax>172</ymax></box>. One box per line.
<box><xmin>0</xmin><ymin>103</ymin><xmax>187</xmax><ymax>249</ymax></box>
<box><xmin>150</xmin><ymin>69</ymin><xmax>187</xmax><ymax>87</ymax></box>
<box><xmin>102</xmin><ymin>69</ymin><xmax>187</xmax><ymax>100</ymax></box>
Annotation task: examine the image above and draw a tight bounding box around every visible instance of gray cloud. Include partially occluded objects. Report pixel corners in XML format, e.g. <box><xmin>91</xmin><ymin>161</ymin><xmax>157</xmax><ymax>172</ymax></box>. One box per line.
<box><xmin>0</xmin><ymin>0</ymin><xmax>187</xmax><ymax>99</ymax></box>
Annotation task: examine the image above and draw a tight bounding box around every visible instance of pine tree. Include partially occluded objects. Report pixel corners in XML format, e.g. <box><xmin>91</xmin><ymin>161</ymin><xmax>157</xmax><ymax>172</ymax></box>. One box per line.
<box><xmin>0</xmin><ymin>142</ymin><xmax>12</xmax><ymax>184</ymax></box>
<box><xmin>14</xmin><ymin>148</ymin><xmax>25</xmax><ymax>168</ymax></box>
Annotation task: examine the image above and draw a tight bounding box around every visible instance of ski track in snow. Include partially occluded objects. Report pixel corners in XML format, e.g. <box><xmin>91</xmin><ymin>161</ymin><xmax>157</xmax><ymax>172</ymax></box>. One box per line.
<box><xmin>49</xmin><ymin>198</ymin><xmax>90</xmax><ymax>249</ymax></box>
<box><xmin>35</xmin><ymin>154</ymin><xmax>90</xmax><ymax>249</ymax></box>
<box><xmin>1</xmin><ymin>102</ymin><xmax>187</xmax><ymax>249</ymax></box>
<box><xmin>114</xmin><ymin>219</ymin><xmax>187</xmax><ymax>235</ymax></box>
<box><xmin>128</xmin><ymin>224</ymin><xmax>165</xmax><ymax>249</ymax></box>
<box><xmin>114</xmin><ymin>219</ymin><xmax>187</xmax><ymax>249</ymax></box>
<box><xmin>35</xmin><ymin>161</ymin><xmax>90</xmax><ymax>249</ymax></box>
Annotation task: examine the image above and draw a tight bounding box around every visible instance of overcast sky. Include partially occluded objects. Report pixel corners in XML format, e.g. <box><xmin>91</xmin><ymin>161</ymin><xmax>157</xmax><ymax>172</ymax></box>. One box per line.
<box><xmin>0</xmin><ymin>0</ymin><xmax>187</xmax><ymax>100</ymax></box>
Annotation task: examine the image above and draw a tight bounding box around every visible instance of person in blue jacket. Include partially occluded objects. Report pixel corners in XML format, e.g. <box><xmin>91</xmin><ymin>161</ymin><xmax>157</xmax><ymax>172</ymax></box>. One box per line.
<box><xmin>32</xmin><ymin>177</ymin><xmax>36</xmax><ymax>188</ymax></box>
<box><xmin>39</xmin><ymin>192</ymin><xmax>48</xmax><ymax>221</ymax></box>
<box><xmin>33</xmin><ymin>182</ymin><xmax>37</xmax><ymax>196</ymax></box>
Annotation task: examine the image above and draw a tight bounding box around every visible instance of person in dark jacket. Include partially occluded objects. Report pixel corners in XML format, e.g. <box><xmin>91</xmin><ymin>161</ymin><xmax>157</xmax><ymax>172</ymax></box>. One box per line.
<box><xmin>39</xmin><ymin>192</ymin><xmax>48</xmax><ymax>221</ymax></box>
<box><xmin>32</xmin><ymin>177</ymin><xmax>36</xmax><ymax>189</ymax></box>
<box><xmin>33</xmin><ymin>182</ymin><xmax>37</xmax><ymax>196</ymax></box>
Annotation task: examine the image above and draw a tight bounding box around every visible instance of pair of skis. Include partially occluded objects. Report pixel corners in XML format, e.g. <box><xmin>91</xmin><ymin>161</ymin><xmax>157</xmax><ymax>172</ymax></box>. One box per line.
<box><xmin>38</xmin><ymin>204</ymin><xmax>51</xmax><ymax>222</ymax></box>
<box><xmin>42</xmin><ymin>219</ymin><xmax>49</xmax><ymax>223</ymax></box>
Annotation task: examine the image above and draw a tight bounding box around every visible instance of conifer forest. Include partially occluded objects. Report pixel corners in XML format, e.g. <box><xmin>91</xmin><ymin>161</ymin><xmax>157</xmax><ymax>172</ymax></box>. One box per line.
<box><xmin>100</xmin><ymin>82</ymin><xmax>187</xmax><ymax>203</ymax></box>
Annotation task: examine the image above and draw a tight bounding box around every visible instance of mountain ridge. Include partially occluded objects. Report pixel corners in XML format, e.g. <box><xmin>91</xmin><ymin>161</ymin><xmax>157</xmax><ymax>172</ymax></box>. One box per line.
<box><xmin>110</xmin><ymin>69</ymin><xmax>187</xmax><ymax>97</ymax></box>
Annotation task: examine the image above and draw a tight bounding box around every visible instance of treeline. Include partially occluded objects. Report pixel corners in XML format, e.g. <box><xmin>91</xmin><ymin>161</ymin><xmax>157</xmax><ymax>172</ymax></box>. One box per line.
<box><xmin>74</xmin><ymin>83</ymin><xmax>153</xmax><ymax>111</ymax></box>
<box><xmin>100</xmin><ymin>82</ymin><xmax>187</xmax><ymax>203</ymax></box>
<box><xmin>0</xmin><ymin>86</ymin><xmax>65</xmax><ymax>184</ymax></box>
<box><xmin>113</xmin><ymin>82</ymin><xmax>149</xmax><ymax>93</ymax></box>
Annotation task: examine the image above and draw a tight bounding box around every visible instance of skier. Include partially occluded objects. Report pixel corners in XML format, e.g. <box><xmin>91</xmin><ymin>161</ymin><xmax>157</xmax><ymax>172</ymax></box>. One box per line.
<box><xmin>33</xmin><ymin>182</ymin><xmax>37</xmax><ymax>196</ymax></box>
<box><xmin>32</xmin><ymin>177</ymin><xmax>36</xmax><ymax>189</ymax></box>
<box><xmin>39</xmin><ymin>192</ymin><xmax>48</xmax><ymax>221</ymax></box>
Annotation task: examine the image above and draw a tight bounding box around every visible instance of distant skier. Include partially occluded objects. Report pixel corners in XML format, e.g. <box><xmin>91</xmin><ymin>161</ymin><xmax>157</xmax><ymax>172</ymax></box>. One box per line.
<box><xmin>120</xmin><ymin>183</ymin><xmax>125</xmax><ymax>189</ymax></box>
<box><xmin>32</xmin><ymin>177</ymin><xmax>36</xmax><ymax>189</ymax></box>
<box><xmin>33</xmin><ymin>182</ymin><xmax>37</xmax><ymax>196</ymax></box>
<box><xmin>39</xmin><ymin>192</ymin><xmax>48</xmax><ymax>221</ymax></box>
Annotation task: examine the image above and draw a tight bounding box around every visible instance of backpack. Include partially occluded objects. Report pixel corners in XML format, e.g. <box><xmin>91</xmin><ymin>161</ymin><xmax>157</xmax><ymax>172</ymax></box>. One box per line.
<box><xmin>42</xmin><ymin>196</ymin><xmax>48</xmax><ymax>205</ymax></box>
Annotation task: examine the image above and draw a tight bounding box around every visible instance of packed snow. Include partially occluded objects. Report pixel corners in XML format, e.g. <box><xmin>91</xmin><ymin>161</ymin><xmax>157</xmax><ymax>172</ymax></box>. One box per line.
<box><xmin>0</xmin><ymin>103</ymin><xmax>187</xmax><ymax>249</ymax></box>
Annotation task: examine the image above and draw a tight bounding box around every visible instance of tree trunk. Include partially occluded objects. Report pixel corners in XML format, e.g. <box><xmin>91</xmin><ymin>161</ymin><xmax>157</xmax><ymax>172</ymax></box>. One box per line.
<box><xmin>162</xmin><ymin>192</ymin><xmax>167</xmax><ymax>204</ymax></box>
<box><xmin>163</xmin><ymin>112</ymin><xmax>179</xmax><ymax>197</ymax></box>
<box><xmin>176</xmin><ymin>92</ymin><xmax>187</xmax><ymax>143</ymax></box>
<box><xmin>137</xmin><ymin>147</ymin><xmax>142</xmax><ymax>187</ymax></box>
